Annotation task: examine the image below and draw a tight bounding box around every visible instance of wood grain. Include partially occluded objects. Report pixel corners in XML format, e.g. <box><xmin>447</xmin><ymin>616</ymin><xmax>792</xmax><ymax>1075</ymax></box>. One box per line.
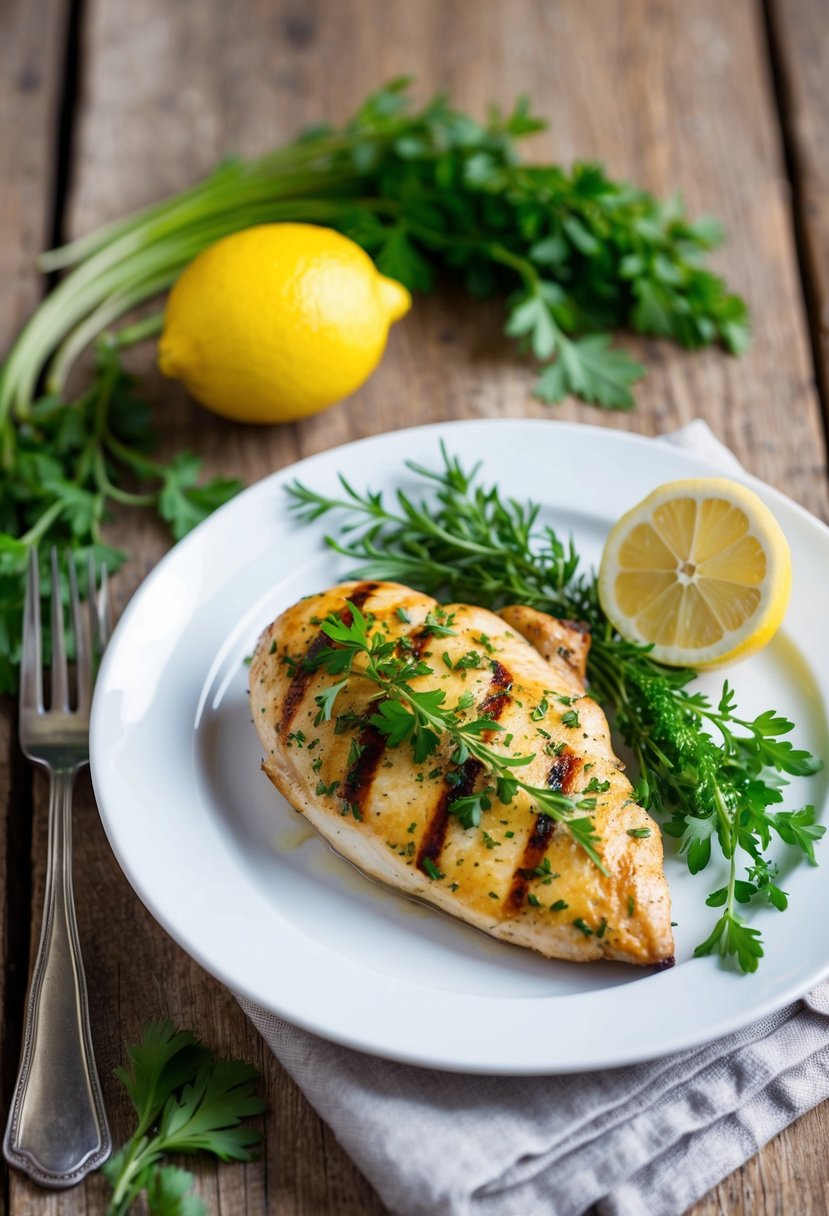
<box><xmin>0</xmin><ymin>0</ymin><xmax>70</xmax><ymax>1205</ymax></box>
<box><xmin>768</xmin><ymin>0</ymin><xmax>829</xmax><ymax>458</ymax></box>
<box><xmin>4</xmin><ymin>0</ymin><xmax>829</xmax><ymax>1213</ymax></box>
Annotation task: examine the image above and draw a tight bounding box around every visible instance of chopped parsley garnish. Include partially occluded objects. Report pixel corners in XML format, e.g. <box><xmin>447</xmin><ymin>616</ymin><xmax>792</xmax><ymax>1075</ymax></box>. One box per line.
<box><xmin>281</xmin><ymin>654</ymin><xmax>300</xmax><ymax>677</ymax></box>
<box><xmin>422</xmin><ymin>858</ymin><xmax>444</xmax><ymax>881</ymax></box>
<box><xmin>550</xmin><ymin>900</ymin><xmax>568</xmax><ymax>912</ymax></box>
<box><xmin>396</xmin><ymin>606</ymin><xmax>411</xmax><ymax>623</ymax></box>
<box><xmin>422</xmin><ymin>611</ymin><xmax>457</xmax><ymax>638</ymax></box>
<box><xmin>527</xmin><ymin>893</ymin><xmax>542</xmax><ymax>908</ymax></box>
<box><xmin>315</xmin><ymin>779</ymin><xmax>340</xmax><ymax>797</ymax></box>
<box><xmin>572</xmin><ymin>918</ymin><xmax>593</xmax><ymax>936</ymax></box>
<box><xmin>521</xmin><ymin>857</ymin><xmax>558</xmax><ymax>881</ymax></box>
<box><xmin>561</xmin><ymin>709</ymin><xmax>580</xmax><ymax>729</ymax></box>
<box><xmin>584</xmin><ymin>777</ymin><xmax>611</xmax><ymax>794</ymax></box>
<box><xmin>627</xmin><ymin>827</ymin><xmax>651</xmax><ymax>839</ymax></box>
<box><xmin>333</xmin><ymin>710</ymin><xmax>361</xmax><ymax>735</ymax></box>
<box><xmin>531</xmin><ymin>696</ymin><xmax>549</xmax><ymax>722</ymax></box>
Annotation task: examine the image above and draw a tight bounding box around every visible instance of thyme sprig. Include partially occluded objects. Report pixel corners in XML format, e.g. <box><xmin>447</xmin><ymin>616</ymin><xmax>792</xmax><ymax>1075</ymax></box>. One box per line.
<box><xmin>288</xmin><ymin>446</ymin><xmax>823</xmax><ymax>971</ymax></box>
<box><xmin>306</xmin><ymin>600</ymin><xmax>605</xmax><ymax>869</ymax></box>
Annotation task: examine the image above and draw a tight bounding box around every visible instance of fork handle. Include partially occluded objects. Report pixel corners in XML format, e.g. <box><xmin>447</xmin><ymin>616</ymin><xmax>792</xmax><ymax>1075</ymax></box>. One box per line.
<box><xmin>4</xmin><ymin>767</ymin><xmax>111</xmax><ymax>1186</ymax></box>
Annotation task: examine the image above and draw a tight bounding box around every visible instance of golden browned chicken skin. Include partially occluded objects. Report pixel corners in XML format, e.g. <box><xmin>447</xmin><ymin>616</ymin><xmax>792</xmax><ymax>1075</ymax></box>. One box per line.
<box><xmin>250</xmin><ymin>581</ymin><xmax>675</xmax><ymax>967</ymax></box>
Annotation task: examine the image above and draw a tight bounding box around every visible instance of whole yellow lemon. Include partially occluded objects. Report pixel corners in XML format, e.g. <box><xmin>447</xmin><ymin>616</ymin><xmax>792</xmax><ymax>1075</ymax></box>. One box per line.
<box><xmin>157</xmin><ymin>223</ymin><xmax>411</xmax><ymax>424</ymax></box>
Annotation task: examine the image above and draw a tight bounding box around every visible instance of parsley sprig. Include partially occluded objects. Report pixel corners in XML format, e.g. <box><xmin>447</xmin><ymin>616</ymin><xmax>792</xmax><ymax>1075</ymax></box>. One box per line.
<box><xmin>306</xmin><ymin>600</ymin><xmax>605</xmax><ymax>868</ymax></box>
<box><xmin>289</xmin><ymin>446</ymin><xmax>823</xmax><ymax>971</ymax></box>
<box><xmin>103</xmin><ymin>1021</ymin><xmax>265</xmax><ymax>1216</ymax></box>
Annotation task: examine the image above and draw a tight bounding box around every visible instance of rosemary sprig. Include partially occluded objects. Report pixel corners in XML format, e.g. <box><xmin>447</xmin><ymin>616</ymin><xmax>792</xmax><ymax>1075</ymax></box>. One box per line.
<box><xmin>287</xmin><ymin>445</ymin><xmax>823</xmax><ymax>971</ymax></box>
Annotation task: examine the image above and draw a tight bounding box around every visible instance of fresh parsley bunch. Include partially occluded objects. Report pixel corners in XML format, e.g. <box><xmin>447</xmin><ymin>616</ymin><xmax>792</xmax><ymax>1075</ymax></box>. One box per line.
<box><xmin>103</xmin><ymin>1021</ymin><xmax>264</xmax><ymax>1216</ymax></box>
<box><xmin>288</xmin><ymin>446</ymin><xmax>823</xmax><ymax>972</ymax></box>
<box><xmin>0</xmin><ymin>79</ymin><xmax>746</xmax><ymax>692</ymax></box>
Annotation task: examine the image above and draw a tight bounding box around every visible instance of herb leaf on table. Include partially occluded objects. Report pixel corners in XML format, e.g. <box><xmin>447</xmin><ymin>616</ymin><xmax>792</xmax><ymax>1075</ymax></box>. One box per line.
<box><xmin>103</xmin><ymin>1020</ymin><xmax>265</xmax><ymax>1216</ymax></box>
<box><xmin>287</xmin><ymin>444</ymin><xmax>823</xmax><ymax>971</ymax></box>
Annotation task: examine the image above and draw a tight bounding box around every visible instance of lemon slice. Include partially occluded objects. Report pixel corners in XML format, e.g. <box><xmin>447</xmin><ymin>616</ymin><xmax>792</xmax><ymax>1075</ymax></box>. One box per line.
<box><xmin>598</xmin><ymin>478</ymin><xmax>792</xmax><ymax>668</ymax></box>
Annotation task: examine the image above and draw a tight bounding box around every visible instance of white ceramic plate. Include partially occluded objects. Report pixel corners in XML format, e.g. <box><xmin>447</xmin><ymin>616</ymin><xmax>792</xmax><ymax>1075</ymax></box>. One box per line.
<box><xmin>90</xmin><ymin>420</ymin><xmax>829</xmax><ymax>1073</ymax></box>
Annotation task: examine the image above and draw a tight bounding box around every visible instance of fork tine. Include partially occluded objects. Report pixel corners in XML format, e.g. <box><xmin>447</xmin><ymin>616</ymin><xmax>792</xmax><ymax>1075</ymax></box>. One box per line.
<box><xmin>20</xmin><ymin>548</ymin><xmax>43</xmax><ymax>714</ymax></box>
<box><xmin>97</xmin><ymin>563</ymin><xmax>113</xmax><ymax>649</ymax></box>
<box><xmin>86</xmin><ymin>553</ymin><xmax>112</xmax><ymax>653</ymax></box>
<box><xmin>49</xmin><ymin>548</ymin><xmax>70</xmax><ymax>711</ymax></box>
<box><xmin>69</xmin><ymin>557</ymin><xmax>91</xmax><ymax>713</ymax></box>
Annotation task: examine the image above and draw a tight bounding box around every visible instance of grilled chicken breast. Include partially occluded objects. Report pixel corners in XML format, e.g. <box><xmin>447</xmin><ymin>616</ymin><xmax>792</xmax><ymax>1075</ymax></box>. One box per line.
<box><xmin>250</xmin><ymin>581</ymin><xmax>674</xmax><ymax>967</ymax></box>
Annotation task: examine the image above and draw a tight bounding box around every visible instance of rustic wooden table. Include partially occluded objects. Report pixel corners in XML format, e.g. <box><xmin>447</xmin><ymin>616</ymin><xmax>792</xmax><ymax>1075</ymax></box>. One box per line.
<box><xmin>2</xmin><ymin>0</ymin><xmax>829</xmax><ymax>1212</ymax></box>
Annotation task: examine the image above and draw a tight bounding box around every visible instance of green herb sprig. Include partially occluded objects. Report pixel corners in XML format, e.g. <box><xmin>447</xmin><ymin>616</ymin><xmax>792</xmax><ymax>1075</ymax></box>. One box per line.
<box><xmin>288</xmin><ymin>446</ymin><xmax>823</xmax><ymax>971</ymax></box>
<box><xmin>103</xmin><ymin>1021</ymin><xmax>265</xmax><ymax>1216</ymax></box>
<box><xmin>307</xmin><ymin>599</ymin><xmax>605</xmax><ymax>867</ymax></box>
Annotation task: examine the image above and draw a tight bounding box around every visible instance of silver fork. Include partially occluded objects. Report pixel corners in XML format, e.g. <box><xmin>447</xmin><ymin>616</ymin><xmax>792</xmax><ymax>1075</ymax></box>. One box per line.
<box><xmin>3</xmin><ymin>549</ymin><xmax>112</xmax><ymax>1186</ymax></box>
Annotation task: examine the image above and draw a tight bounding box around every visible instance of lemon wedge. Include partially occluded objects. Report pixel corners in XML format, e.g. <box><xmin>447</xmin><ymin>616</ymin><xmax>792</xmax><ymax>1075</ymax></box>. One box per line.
<box><xmin>598</xmin><ymin>478</ymin><xmax>792</xmax><ymax>668</ymax></box>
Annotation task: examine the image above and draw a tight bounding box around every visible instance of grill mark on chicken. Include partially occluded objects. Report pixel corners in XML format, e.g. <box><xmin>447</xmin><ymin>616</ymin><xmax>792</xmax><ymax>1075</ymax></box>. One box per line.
<box><xmin>507</xmin><ymin>753</ymin><xmax>578</xmax><ymax>911</ymax></box>
<box><xmin>546</xmin><ymin>750</ymin><xmax>579</xmax><ymax>792</ymax></box>
<box><xmin>408</xmin><ymin>628</ymin><xmax>431</xmax><ymax>658</ymax></box>
<box><xmin>410</xmin><ymin>646</ymin><xmax>512</xmax><ymax>875</ymax></box>
<box><xmin>279</xmin><ymin>582</ymin><xmax>378</xmax><ymax>739</ymax></box>
<box><xmin>415</xmin><ymin>656</ymin><xmax>512</xmax><ymax>874</ymax></box>
<box><xmin>479</xmin><ymin>659</ymin><xmax>513</xmax><ymax>723</ymax></box>
<box><xmin>417</xmin><ymin>758</ymin><xmax>483</xmax><ymax>875</ymax></box>
<box><xmin>508</xmin><ymin>813</ymin><xmax>558</xmax><ymax>910</ymax></box>
<box><xmin>340</xmin><ymin>626</ymin><xmax>434</xmax><ymax>815</ymax></box>
<box><xmin>341</xmin><ymin>722</ymin><xmax>388</xmax><ymax>817</ymax></box>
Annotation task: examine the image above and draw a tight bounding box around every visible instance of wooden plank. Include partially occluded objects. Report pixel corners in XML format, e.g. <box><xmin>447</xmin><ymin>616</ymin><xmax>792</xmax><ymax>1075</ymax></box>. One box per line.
<box><xmin>0</xmin><ymin>0</ymin><xmax>70</xmax><ymax>1206</ymax></box>
<box><xmin>14</xmin><ymin>0</ymin><xmax>824</xmax><ymax>1212</ymax></box>
<box><xmin>768</xmin><ymin>0</ymin><xmax>829</xmax><ymax>475</ymax></box>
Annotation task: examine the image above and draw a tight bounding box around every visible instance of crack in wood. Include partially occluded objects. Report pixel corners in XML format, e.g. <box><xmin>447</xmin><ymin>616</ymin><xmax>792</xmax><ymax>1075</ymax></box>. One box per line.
<box><xmin>762</xmin><ymin>0</ymin><xmax>829</xmax><ymax>458</ymax></box>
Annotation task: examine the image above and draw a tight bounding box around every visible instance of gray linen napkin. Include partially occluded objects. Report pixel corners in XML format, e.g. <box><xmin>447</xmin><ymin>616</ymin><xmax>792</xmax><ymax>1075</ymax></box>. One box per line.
<box><xmin>239</xmin><ymin>421</ymin><xmax>829</xmax><ymax>1216</ymax></box>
